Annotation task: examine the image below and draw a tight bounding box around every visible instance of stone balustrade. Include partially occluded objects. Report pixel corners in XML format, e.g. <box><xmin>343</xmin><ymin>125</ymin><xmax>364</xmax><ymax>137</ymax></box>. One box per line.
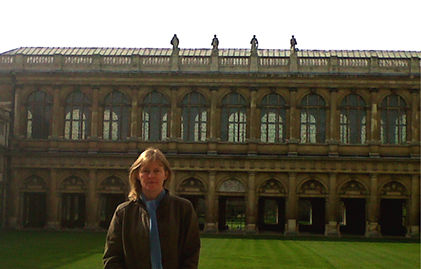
<box><xmin>0</xmin><ymin>49</ymin><xmax>420</xmax><ymax>75</ymax></box>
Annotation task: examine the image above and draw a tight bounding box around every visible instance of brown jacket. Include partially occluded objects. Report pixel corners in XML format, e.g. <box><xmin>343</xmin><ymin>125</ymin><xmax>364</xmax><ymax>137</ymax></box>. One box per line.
<box><xmin>103</xmin><ymin>191</ymin><xmax>201</xmax><ymax>269</ymax></box>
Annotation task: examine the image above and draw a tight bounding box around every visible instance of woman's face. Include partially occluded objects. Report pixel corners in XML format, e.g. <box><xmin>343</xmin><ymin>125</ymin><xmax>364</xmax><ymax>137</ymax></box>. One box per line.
<box><xmin>138</xmin><ymin>160</ymin><xmax>168</xmax><ymax>200</ymax></box>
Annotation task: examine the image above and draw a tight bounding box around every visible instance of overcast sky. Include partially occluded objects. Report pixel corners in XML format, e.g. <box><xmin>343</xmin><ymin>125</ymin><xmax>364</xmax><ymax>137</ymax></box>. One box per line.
<box><xmin>1</xmin><ymin>0</ymin><xmax>420</xmax><ymax>54</ymax></box>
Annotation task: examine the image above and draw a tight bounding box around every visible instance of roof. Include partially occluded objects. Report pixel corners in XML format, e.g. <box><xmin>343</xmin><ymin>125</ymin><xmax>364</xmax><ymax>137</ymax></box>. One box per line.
<box><xmin>1</xmin><ymin>47</ymin><xmax>420</xmax><ymax>58</ymax></box>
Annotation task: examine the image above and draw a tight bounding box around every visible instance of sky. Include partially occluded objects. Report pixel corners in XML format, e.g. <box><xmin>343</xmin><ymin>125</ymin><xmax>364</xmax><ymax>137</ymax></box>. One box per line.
<box><xmin>0</xmin><ymin>0</ymin><xmax>420</xmax><ymax>54</ymax></box>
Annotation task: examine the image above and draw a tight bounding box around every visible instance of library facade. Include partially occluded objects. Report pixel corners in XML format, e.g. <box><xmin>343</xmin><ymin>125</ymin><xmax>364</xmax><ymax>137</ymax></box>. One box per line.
<box><xmin>0</xmin><ymin>40</ymin><xmax>419</xmax><ymax>237</ymax></box>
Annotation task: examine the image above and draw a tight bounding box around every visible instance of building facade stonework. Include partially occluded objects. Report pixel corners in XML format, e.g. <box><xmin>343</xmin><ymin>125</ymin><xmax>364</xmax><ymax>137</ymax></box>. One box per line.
<box><xmin>0</xmin><ymin>44</ymin><xmax>419</xmax><ymax>237</ymax></box>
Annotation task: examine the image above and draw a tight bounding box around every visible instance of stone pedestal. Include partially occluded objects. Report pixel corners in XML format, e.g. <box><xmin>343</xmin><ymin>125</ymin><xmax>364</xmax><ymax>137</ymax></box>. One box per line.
<box><xmin>204</xmin><ymin>223</ymin><xmax>217</xmax><ymax>234</ymax></box>
<box><xmin>285</xmin><ymin>219</ymin><xmax>298</xmax><ymax>235</ymax></box>
<box><xmin>325</xmin><ymin>221</ymin><xmax>340</xmax><ymax>236</ymax></box>
<box><xmin>365</xmin><ymin>222</ymin><xmax>381</xmax><ymax>237</ymax></box>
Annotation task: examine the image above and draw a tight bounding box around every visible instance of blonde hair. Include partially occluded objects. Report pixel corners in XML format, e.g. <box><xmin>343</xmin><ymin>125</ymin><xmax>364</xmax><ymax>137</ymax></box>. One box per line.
<box><xmin>128</xmin><ymin>147</ymin><xmax>173</xmax><ymax>201</ymax></box>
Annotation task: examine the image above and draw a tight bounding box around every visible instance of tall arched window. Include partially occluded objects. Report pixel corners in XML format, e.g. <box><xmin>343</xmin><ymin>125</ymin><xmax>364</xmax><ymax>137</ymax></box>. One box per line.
<box><xmin>142</xmin><ymin>91</ymin><xmax>170</xmax><ymax>142</ymax></box>
<box><xmin>260</xmin><ymin>93</ymin><xmax>286</xmax><ymax>143</ymax></box>
<box><xmin>221</xmin><ymin>92</ymin><xmax>247</xmax><ymax>142</ymax></box>
<box><xmin>103</xmin><ymin>91</ymin><xmax>130</xmax><ymax>141</ymax></box>
<box><xmin>339</xmin><ymin>94</ymin><xmax>367</xmax><ymax>144</ymax></box>
<box><xmin>26</xmin><ymin>90</ymin><xmax>52</xmax><ymax>139</ymax></box>
<box><xmin>181</xmin><ymin>92</ymin><xmax>208</xmax><ymax>142</ymax></box>
<box><xmin>380</xmin><ymin>95</ymin><xmax>407</xmax><ymax>144</ymax></box>
<box><xmin>64</xmin><ymin>90</ymin><xmax>91</xmax><ymax>140</ymax></box>
<box><xmin>300</xmin><ymin>93</ymin><xmax>326</xmax><ymax>143</ymax></box>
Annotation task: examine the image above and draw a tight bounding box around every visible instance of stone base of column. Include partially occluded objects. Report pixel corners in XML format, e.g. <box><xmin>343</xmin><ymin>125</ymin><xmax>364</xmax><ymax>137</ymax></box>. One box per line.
<box><xmin>84</xmin><ymin>223</ymin><xmax>99</xmax><ymax>231</ymax></box>
<box><xmin>245</xmin><ymin>224</ymin><xmax>258</xmax><ymax>234</ymax></box>
<box><xmin>203</xmin><ymin>223</ymin><xmax>218</xmax><ymax>234</ymax></box>
<box><xmin>7</xmin><ymin>217</ymin><xmax>18</xmax><ymax>229</ymax></box>
<box><xmin>325</xmin><ymin>221</ymin><xmax>340</xmax><ymax>236</ymax></box>
<box><xmin>285</xmin><ymin>219</ymin><xmax>298</xmax><ymax>235</ymax></box>
<box><xmin>408</xmin><ymin>226</ymin><xmax>420</xmax><ymax>238</ymax></box>
<box><xmin>45</xmin><ymin>221</ymin><xmax>60</xmax><ymax>230</ymax></box>
<box><xmin>365</xmin><ymin>222</ymin><xmax>381</xmax><ymax>237</ymax></box>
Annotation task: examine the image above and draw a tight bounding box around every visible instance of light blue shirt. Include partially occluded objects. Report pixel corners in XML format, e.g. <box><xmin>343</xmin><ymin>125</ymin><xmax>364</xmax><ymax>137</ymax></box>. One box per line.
<box><xmin>142</xmin><ymin>190</ymin><xmax>166</xmax><ymax>269</ymax></box>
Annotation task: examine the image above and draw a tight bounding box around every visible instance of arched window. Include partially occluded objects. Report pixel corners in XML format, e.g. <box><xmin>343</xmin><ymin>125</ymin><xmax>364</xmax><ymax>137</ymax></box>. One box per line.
<box><xmin>64</xmin><ymin>90</ymin><xmax>90</xmax><ymax>140</ymax></box>
<box><xmin>142</xmin><ymin>91</ymin><xmax>170</xmax><ymax>142</ymax></box>
<box><xmin>300</xmin><ymin>94</ymin><xmax>326</xmax><ymax>143</ymax></box>
<box><xmin>26</xmin><ymin>90</ymin><xmax>52</xmax><ymax>139</ymax></box>
<box><xmin>260</xmin><ymin>93</ymin><xmax>286</xmax><ymax>143</ymax></box>
<box><xmin>103</xmin><ymin>91</ymin><xmax>130</xmax><ymax>141</ymax></box>
<box><xmin>339</xmin><ymin>94</ymin><xmax>366</xmax><ymax>144</ymax></box>
<box><xmin>181</xmin><ymin>92</ymin><xmax>208</xmax><ymax>142</ymax></box>
<box><xmin>221</xmin><ymin>92</ymin><xmax>247</xmax><ymax>142</ymax></box>
<box><xmin>380</xmin><ymin>95</ymin><xmax>407</xmax><ymax>144</ymax></box>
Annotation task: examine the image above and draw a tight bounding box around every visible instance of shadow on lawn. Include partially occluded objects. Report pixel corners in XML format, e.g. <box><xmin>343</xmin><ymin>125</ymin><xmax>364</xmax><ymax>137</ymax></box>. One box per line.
<box><xmin>200</xmin><ymin>232</ymin><xmax>420</xmax><ymax>243</ymax></box>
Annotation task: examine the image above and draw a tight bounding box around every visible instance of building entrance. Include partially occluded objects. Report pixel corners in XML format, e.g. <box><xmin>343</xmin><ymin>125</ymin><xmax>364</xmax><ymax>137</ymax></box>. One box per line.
<box><xmin>380</xmin><ymin>199</ymin><xmax>407</xmax><ymax>236</ymax></box>
<box><xmin>257</xmin><ymin>197</ymin><xmax>285</xmax><ymax>232</ymax></box>
<box><xmin>61</xmin><ymin>193</ymin><xmax>86</xmax><ymax>229</ymax></box>
<box><xmin>181</xmin><ymin>195</ymin><xmax>206</xmax><ymax>230</ymax></box>
<box><xmin>100</xmin><ymin>194</ymin><xmax>126</xmax><ymax>229</ymax></box>
<box><xmin>218</xmin><ymin>196</ymin><xmax>246</xmax><ymax>231</ymax></box>
<box><xmin>339</xmin><ymin>198</ymin><xmax>366</xmax><ymax>235</ymax></box>
<box><xmin>23</xmin><ymin>192</ymin><xmax>46</xmax><ymax>228</ymax></box>
<box><xmin>298</xmin><ymin>198</ymin><xmax>325</xmax><ymax>234</ymax></box>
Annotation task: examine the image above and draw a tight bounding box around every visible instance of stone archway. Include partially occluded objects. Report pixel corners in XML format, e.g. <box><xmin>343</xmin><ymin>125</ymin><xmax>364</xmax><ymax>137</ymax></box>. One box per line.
<box><xmin>98</xmin><ymin>176</ymin><xmax>127</xmax><ymax>229</ymax></box>
<box><xmin>21</xmin><ymin>176</ymin><xmax>48</xmax><ymax>228</ymax></box>
<box><xmin>338</xmin><ymin>180</ymin><xmax>368</xmax><ymax>235</ymax></box>
<box><xmin>297</xmin><ymin>179</ymin><xmax>327</xmax><ymax>234</ymax></box>
<box><xmin>257</xmin><ymin>179</ymin><xmax>286</xmax><ymax>233</ymax></box>
<box><xmin>177</xmin><ymin>177</ymin><xmax>207</xmax><ymax>230</ymax></box>
<box><xmin>218</xmin><ymin>179</ymin><xmax>246</xmax><ymax>232</ymax></box>
<box><xmin>60</xmin><ymin>176</ymin><xmax>87</xmax><ymax>229</ymax></box>
<box><xmin>379</xmin><ymin>181</ymin><xmax>408</xmax><ymax>236</ymax></box>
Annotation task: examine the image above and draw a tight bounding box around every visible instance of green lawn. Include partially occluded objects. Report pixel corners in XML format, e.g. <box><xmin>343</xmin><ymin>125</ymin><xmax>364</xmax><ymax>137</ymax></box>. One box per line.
<box><xmin>0</xmin><ymin>231</ymin><xmax>419</xmax><ymax>269</ymax></box>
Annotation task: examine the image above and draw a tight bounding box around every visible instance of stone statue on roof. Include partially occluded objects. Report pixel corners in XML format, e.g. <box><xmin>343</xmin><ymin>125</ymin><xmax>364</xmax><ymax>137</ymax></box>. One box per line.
<box><xmin>171</xmin><ymin>34</ymin><xmax>179</xmax><ymax>50</ymax></box>
<box><xmin>211</xmin><ymin>35</ymin><xmax>219</xmax><ymax>51</ymax></box>
<box><xmin>250</xmin><ymin>35</ymin><xmax>258</xmax><ymax>55</ymax></box>
<box><xmin>290</xmin><ymin>35</ymin><xmax>297</xmax><ymax>53</ymax></box>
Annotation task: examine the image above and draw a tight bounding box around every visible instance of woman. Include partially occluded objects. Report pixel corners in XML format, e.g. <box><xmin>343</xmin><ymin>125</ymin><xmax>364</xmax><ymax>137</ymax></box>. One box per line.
<box><xmin>103</xmin><ymin>148</ymin><xmax>201</xmax><ymax>269</ymax></box>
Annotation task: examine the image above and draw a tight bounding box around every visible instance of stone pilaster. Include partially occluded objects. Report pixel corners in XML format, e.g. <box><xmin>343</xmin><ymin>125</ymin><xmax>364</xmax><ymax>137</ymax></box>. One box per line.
<box><xmin>366</xmin><ymin>173</ymin><xmax>380</xmax><ymax>237</ymax></box>
<box><xmin>369</xmin><ymin>88</ymin><xmax>380</xmax><ymax>158</ymax></box>
<box><xmin>288</xmin><ymin>88</ymin><xmax>298</xmax><ymax>156</ymax></box>
<box><xmin>207</xmin><ymin>87</ymin><xmax>218</xmax><ymax>155</ymax></box>
<box><xmin>409</xmin><ymin>174</ymin><xmax>420</xmax><ymax>237</ymax></box>
<box><xmin>205</xmin><ymin>171</ymin><xmax>217</xmax><ymax>233</ymax></box>
<box><xmin>246</xmin><ymin>172</ymin><xmax>257</xmax><ymax>233</ymax></box>
<box><xmin>285</xmin><ymin>172</ymin><xmax>298</xmax><ymax>235</ymax></box>
<box><xmin>46</xmin><ymin>169</ymin><xmax>59</xmax><ymax>229</ymax></box>
<box><xmin>85</xmin><ymin>169</ymin><xmax>98</xmax><ymax>230</ymax></box>
<box><xmin>325</xmin><ymin>173</ymin><xmax>340</xmax><ymax>236</ymax></box>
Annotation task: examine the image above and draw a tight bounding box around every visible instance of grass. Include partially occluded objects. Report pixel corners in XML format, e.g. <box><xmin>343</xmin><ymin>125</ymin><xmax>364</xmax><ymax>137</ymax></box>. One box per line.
<box><xmin>0</xmin><ymin>231</ymin><xmax>419</xmax><ymax>269</ymax></box>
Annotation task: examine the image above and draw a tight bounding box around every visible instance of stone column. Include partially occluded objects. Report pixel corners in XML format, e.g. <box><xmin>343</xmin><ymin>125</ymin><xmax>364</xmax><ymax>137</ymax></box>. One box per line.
<box><xmin>168</xmin><ymin>87</ymin><xmax>178</xmax><ymax>154</ymax></box>
<box><xmin>328</xmin><ymin>88</ymin><xmax>339</xmax><ymax>157</ymax></box>
<box><xmin>46</xmin><ymin>169</ymin><xmax>59</xmax><ymax>229</ymax></box>
<box><xmin>410</xmin><ymin>89</ymin><xmax>420</xmax><ymax>158</ymax></box>
<box><xmin>88</xmin><ymin>86</ymin><xmax>99</xmax><ymax>154</ymax></box>
<box><xmin>128</xmin><ymin>86</ymin><xmax>139</xmax><ymax>154</ymax></box>
<box><xmin>207</xmin><ymin>87</ymin><xmax>218</xmax><ymax>155</ymax></box>
<box><xmin>409</xmin><ymin>174</ymin><xmax>420</xmax><ymax>237</ymax></box>
<box><xmin>205</xmin><ymin>171</ymin><xmax>217</xmax><ymax>233</ymax></box>
<box><xmin>7</xmin><ymin>170</ymin><xmax>20</xmax><ymax>228</ymax></box>
<box><xmin>51</xmin><ymin>86</ymin><xmax>61</xmax><ymax>138</ymax></box>
<box><xmin>246</xmin><ymin>172</ymin><xmax>257</xmax><ymax>233</ymax></box>
<box><xmin>369</xmin><ymin>88</ymin><xmax>380</xmax><ymax>158</ymax></box>
<box><xmin>168</xmin><ymin>176</ymin><xmax>176</xmax><ymax>196</ymax></box>
<box><xmin>325</xmin><ymin>173</ymin><xmax>339</xmax><ymax>236</ymax></box>
<box><xmin>86</xmin><ymin>169</ymin><xmax>98</xmax><ymax>230</ymax></box>
<box><xmin>288</xmin><ymin>88</ymin><xmax>299</xmax><ymax>157</ymax></box>
<box><xmin>286</xmin><ymin>172</ymin><xmax>298</xmax><ymax>234</ymax></box>
<box><xmin>13</xmin><ymin>85</ymin><xmax>23</xmax><ymax>138</ymax></box>
<box><xmin>366</xmin><ymin>173</ymin><xmax>380</xmax><ymax>236</ymax></box>
<box><xmin>248</xmin><ymin>87</ymin><xmax>258</xmax><ymax>155</ymax></box>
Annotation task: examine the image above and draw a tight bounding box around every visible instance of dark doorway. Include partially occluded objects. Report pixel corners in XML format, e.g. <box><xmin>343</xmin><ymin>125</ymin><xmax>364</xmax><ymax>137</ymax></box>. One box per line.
<box><xmin>181</xmin><ymin>195</ymin><xmax>206</xmax><ymax>230</ymax></box>
<box><xmin>380</xmin><ymin>199</ymin><xmax>407</xmax><ymax>236</ymax></box>
<box><xmin>100</xmin><ymin>194</ymin><xmax>126</xmax><ymax>229</ymax></box>
<box><xmin>218</xmin><ymin>196</ymin><xmax>246</xmax><ymax>231</ymax></box>
<box><xmin>298</xmin><ymin>198</ymin><xmax>326</xmax><ymax>234</ymax></box>
<box><xmin>258</xmin><ymin>197</ymin><xmax>285</xmax><ymax>232</ymax></box>
<box><xmin>339</xmin><ymin>198</ymin><xmax>366</xmax><ymax>235</ymax></box>
<box><xmin>23</xmin><ymin>192</ymin><xmax>46</xmax><ymax>228</ymax></box>
<box><xmin>61</xmin><ymin>193</ymin><xmax>86</xmax><ymax>229</ymax></box>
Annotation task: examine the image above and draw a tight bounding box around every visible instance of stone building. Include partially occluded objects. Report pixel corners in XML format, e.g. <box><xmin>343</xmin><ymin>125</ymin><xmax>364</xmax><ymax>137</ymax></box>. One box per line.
<box><xmin>0</xmin><ymin>37</ymin><xmax>419</xmax><ymax>236</ymax></box>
